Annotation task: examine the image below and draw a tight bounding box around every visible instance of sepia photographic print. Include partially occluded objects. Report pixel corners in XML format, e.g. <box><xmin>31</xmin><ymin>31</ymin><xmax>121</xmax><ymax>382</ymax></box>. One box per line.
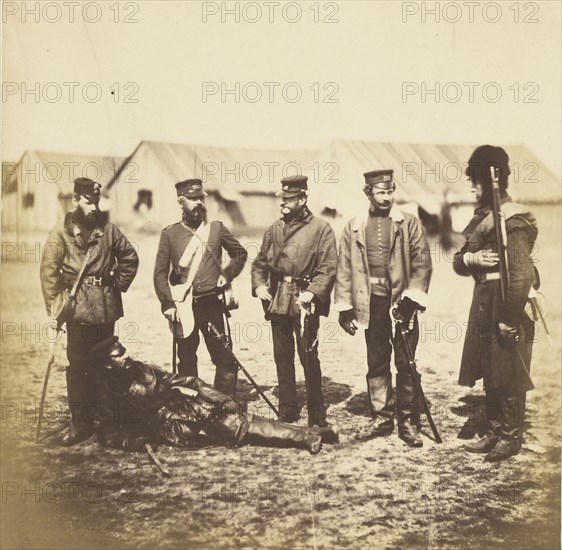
<box><xmin>1</xmin><ymin>1</ymin><xmax>561</xmax><ymax>549</ymax></box>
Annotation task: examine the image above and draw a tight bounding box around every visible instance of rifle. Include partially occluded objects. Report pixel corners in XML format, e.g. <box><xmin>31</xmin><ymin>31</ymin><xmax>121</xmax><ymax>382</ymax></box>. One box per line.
<box><xmin>207</xmin><ymin>322</ymin><xmax>280</xmax><ymax>418</ymax></box>
<box><xmin>36</xmin><ymin>322</ymin><xmax>63</xmax><ymax>442</ymax></box>
<box><xmin>490</xmin><ymin>166</ymin><xmax>510</xmax><ymax>302</ymax></box>
<box><xmin>490</xmin><ymin>166</ymin><xmax>536</xmax><ymax>387</ymax></box>
<box><xmin>395</xmin><ymin>319</ymin><xmax>442</xmax><ymax>444</ymax></box>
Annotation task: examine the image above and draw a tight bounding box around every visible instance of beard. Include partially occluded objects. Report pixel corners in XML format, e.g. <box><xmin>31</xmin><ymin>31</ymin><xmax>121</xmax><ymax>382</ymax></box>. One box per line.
<box><xmin>183</xmin><ymin>204</ymin><xmax>207</xmax><ymax>228</ymax></box>
<box><xmin>75</xmin><ymin>207</ymin><xmax>101</xmax><ymax>230</ymax></box>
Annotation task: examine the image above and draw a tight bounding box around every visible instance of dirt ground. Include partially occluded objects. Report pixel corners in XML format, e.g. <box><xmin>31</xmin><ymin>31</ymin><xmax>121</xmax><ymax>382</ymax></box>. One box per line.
<box><xmin>1</xmin><ymin>205</ymin><xmax>560</xmax><ymax>550</ymax></box>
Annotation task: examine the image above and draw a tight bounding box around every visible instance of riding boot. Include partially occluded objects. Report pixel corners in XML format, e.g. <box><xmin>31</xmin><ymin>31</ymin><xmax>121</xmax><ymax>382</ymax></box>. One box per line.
<box><xmin>308</xmin><ymin>423</ymin><xmax>339</xmax><ymax>444</ymax></box>
<box><xmin>356</xmin><ymin>373</ymin><xmax>394</xmax><ymax>441</ymax></box>
<box><xmin>396</xmin><ymin>371</ymin><xmax>422</xmax><ymax>448</ymax></box>
<box><xmin>244</xmin><ymin>416</ymin><xmax>322</xmax><ymax>454</ymax></box>
<box><xmin>485</xmin><ymin>395</ymin><xmax>522</xmax><ymax>462</ymax></box>
<box><xmin>214</xmin><ymin>368</ymin><xmax>237</xmax><ymax>400</ymax></box>
<box><xmin>464</xmin><ymin>388</ymin><xmax>502</xmax><ymax>453</ymax></box>
<box><xmin>63</xmin><ymin>367</ymin><xmax>95</xmax><ymax>445</ymax></box>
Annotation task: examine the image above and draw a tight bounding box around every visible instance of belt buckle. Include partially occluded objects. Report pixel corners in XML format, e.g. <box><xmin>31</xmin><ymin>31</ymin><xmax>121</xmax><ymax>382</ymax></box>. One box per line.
<box><xmin>92</xmin><ymin>276</ymin><xmax>102</xmax><ymax>286</ymax></box>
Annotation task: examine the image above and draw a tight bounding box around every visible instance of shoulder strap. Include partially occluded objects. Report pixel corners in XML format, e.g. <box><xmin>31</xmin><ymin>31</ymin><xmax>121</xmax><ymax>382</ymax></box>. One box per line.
<box><xmin>182</xmin><ymin>222</ymin><xmax>228</xmax><ymax>280</ymax></box>
<box><xmin>69</xmin><ymin>247</ymin><xmax>93</xmax><ymax>298</ymax></box>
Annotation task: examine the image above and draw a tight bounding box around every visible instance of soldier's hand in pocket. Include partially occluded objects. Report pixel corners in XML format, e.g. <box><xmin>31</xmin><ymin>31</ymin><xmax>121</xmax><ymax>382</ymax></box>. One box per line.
<box><xmin>338</xmin><ymin>309</ymin><xmax>358</xmax><ymax>336</ymax></box>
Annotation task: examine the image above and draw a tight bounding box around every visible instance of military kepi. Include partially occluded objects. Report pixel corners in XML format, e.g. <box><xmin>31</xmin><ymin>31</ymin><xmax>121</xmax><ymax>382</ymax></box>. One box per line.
<box><xmin>364</xmin><ymin>169</ymin><xmax>394</xmax><ymax>189</ymax></box>
<box><xmin>74</xmin><ymin>178</ymin><xmax>101</xmax><ymax>202</ymax></box>
<box><xmin>175</xmin><ymin>179</ymin><xmax>207</xmax><ymax>198</ymax></box>
<box><xmin>275</xmin><ymin>175</ymin><xmax>308</xmax><ymax>198</ymax></box>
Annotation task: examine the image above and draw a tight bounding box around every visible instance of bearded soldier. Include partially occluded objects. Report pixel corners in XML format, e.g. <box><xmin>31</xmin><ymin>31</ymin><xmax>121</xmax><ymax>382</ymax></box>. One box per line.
<box><xmin>93</xmin><ymin>337</ymin><xmax>338</xmax><ymax>454</ymax></box>
<box><xmin>251</xmin><ymin>175</ymin><xmax>337</xmax><ymax>427</ymax></box>
<box><xmin>40</xmin><ymin>178</ymin><xmax>139</xmax><ymax>445</ymax></box>
<box><xmin>153</xmin><ymin>179</ymin><xmax>247</xmax><ymax>398</ymax></box>
<box><xmin>455</xmin><ymin>145</ymin><xmax>538</xmax><ymax>462</ymax></box>
<box><xmin>335</xmin><ymin>170</ymin><xmax>432</xmax><ymax>447</ymax></box>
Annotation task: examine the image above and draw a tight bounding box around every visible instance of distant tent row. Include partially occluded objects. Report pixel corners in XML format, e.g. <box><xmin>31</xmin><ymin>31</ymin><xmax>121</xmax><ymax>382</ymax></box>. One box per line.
<box><xmin>2</xmin><ymin>140</ymin><xmax>560</xmax><ymax>236</ymax></box>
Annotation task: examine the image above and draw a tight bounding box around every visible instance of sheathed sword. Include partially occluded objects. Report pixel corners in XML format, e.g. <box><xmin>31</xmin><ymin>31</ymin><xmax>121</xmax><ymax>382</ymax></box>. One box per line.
<box><xmin>396</xmin><ymin>320</ymin><xmax>442</xmax><ymax>444</ymax></box>
<box><xmin>36</xmin><ymin>322</ymin><xmax>63</xmax><ymax>442</ymax></box>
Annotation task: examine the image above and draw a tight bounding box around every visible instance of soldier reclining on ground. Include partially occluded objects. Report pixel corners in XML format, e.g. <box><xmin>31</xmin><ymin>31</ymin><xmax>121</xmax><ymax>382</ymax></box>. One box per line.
<box><xmin>92</xmin><ymin>336</ymin><xmax>338</xmax><ymax>455</ymax></box>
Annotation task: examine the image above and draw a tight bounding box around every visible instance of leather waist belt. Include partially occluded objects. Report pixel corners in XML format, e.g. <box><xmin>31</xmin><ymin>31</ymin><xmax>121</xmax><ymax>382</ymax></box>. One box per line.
<box><xmin>82</xmin><ymin>276</ymin><xmax>116</xmax><ymax>287</ymax></box>
<box><xmin>476</xmin><ymin>272</ymin><xmax>501</xmax><ymax>283</ymax></box>
<box><xmin>369</xmin><ymin>277</ymin><xmax>388</xmax><ymax>286</ymax></box>
<box><xmin>192</xmin><ymin>289</ymin><xmax>220</xmax><ymax>302</ymax></box>
<box><xmin>282</xmin><ymin>275</ymin><xmax>309</xmax><ymax>284</ymax></box>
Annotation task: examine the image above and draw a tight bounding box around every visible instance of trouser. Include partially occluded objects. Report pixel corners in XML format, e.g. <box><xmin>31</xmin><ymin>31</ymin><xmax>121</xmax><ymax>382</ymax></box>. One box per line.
<box><xmin>269</xmin><ymin>313</ymin><xmax>325</xmax><ymax>426</ymax></box>
<box><xmin>66</xmin><ymin>322</ymin><xmax>115</xmax><ymax>433</ymax></box>
<box><xmin>177</xmin><ymin>294</ymin><xmax>238</xmax><ymax>398</ymax></box>
<box><xmin>365</xmin><ymin>295</ymin><xmax>420</xmax><ymax>423</ymax></box>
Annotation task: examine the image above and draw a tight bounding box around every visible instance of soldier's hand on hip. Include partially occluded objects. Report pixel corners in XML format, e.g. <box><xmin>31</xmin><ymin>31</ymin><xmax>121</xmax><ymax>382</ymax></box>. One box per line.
<box><xmin>339</xmin><ymin>310</ymin><xmax>358</xmax><ymax>336</ymax></box>
<box><xmin>463</xmin><ymin>248</ymin><xmax>500</xmax><ymax>268</ymax></box>
<box><xmin>164</xmin><ymin>308</ymin><xmax>177</xmax><ymax>322</ymax></box>
<box><xmin>256</xmin><ymin>285</ymin><xmax>272</xmax><ymax>302</ymax></box>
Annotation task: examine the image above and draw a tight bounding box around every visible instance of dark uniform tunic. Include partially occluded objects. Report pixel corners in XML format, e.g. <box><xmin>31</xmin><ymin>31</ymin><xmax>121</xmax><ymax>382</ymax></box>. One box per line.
<box><xmin>453</xmin><ymin>200</ymin><xmax>537</xmax><ymax>392</ymax></box>
<box><xmin>251</xmin><ymin>208</ymin><xmax>337</xmax><ymax>425</ymax></box>
<box><xmin>40</xmin><ymin>211</ymin><xmax>139</xmax><ymax>432</ymax></box>
<box><xmin>153</xmin><ymin>220</ymin><xmax>247</xmax><ymax>391</ymax></box>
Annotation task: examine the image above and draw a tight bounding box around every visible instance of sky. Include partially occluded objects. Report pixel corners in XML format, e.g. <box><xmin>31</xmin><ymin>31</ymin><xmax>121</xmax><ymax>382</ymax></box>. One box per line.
<box><xmin>2</xmin><ymin>0</ymin><xmax>561</xmax><ymax>177</ymax></box>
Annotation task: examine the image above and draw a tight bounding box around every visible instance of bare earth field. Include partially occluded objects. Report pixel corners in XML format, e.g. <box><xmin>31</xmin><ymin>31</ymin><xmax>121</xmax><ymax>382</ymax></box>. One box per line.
<box><xmin>1</xmin><ymin>205</ymin><xmax>560</xmax><ymax>550</ymax></box>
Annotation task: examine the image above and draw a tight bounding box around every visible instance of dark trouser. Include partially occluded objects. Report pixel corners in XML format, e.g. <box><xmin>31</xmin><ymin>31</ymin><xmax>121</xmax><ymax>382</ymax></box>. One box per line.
<box><xmin>66</xmin><ymin>322</ymin><xmax>115</xmax><ymax>433</ymax></box>
<box><xmin>269</xmin><ymin>313</ymin><xmax>325</xmax><ymax>426</ymax></box>
<box><xmin>177</xmin><ymin>294</ymin><xmax>238</xmax><ymax>398</ymax></box>
<box><xmin>365</xmin><ymin>295</ymin><xmax>420</xmax><ymax>423</ymax></box>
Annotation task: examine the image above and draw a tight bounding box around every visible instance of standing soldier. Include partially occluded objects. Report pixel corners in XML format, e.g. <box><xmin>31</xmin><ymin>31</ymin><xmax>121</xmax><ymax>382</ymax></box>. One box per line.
<box><xmin>40</xmin><ymin>178</ymin><xmax>139</xmax><ymax>445</ymax></box>
<box><xmin>335</xmin><ymin>170</ymin><xmax>432</xmax><ymax>447</ymax></box>
<box><xmin>153</xmin><ymin>179</ymin><xmax>247</xmax><ymax>399</ymax></box>
<box><xmin>455</xmin><ymin>145</ymin><xmax>537</xmax><ymax>462</ymax></box>
<box><xmin>251</xmin><ymin>175</ymin><xmax>337</xmax><ymax>427</ymax></box>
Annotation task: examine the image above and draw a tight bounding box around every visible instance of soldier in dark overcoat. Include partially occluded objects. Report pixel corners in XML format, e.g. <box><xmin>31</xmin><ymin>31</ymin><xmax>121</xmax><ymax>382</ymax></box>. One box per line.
<box><xmin>251</xmin><ymin>176</ymin><xmax>337</xmax><ymax>426</ymax></box>
<box><xmin>40</xmin><ymin>178</ymin><xmax>139</xmax><ymax>445</ymax></box>
<box><xmin>454</xmin><ymin>145</ymin><xmax>538</xmax><ymax>461</ymax></box>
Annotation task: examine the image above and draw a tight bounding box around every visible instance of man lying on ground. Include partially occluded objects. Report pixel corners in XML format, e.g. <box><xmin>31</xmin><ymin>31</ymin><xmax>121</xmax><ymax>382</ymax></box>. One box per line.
<box><xmin>92</xmin><ymin>336</ymin><xmax>338</xmax><ymax>455</ymax></box>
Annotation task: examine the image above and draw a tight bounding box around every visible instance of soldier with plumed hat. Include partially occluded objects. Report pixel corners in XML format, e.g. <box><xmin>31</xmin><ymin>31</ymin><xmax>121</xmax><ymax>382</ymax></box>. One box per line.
<box><xmin>153</xmin><ymin>178</ymin><xmax>247</xmax><ymax>399</ymax></box>
<box><xmin>334</xmin><ymin>169</ymin><xmax>432</xmax><ymax>447</ymax></box>
<box><xmin>251</xmin><ymin>175</ymin><xmax>337</xmax><ymax>427</ymax></box>
<box><xmin>454</xmin><ymin>145</ymin><xmax>538</xmax><ymax>462</ymax></box>
<box><xmin>40</xmin><ymin>177</ymin><xmax>139</xmax><ymax>445</ymax></box>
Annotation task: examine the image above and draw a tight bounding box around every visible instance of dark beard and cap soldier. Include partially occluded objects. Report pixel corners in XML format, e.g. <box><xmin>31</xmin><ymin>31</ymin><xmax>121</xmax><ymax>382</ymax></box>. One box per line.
<box><xmin>93</xmin><ymin>337</ymin><xmax>338</xmax><ymax>454</ymax></box>
<box><xmin>251</xmin><ymin>175</ymin><xmax>338</xmax><ymax>427</ymax></box>
<box><xmin>40</xmin><ymin>178</ymin><xmax>139</xmax><ymax>445</ymax></box>
<box><xmin>334</xmin><ymin>170</ymin><xmax>432</xmax><ymax>447</ymax></box>
<box><xmin>454</xmin><ymin>145</ymin><xmax>538</xmax><ymax>462</ymax></box>
<box><xmin>153</xmin><ymin>179</ymin><xmax>247</xmax><ymax>399</ymax></box>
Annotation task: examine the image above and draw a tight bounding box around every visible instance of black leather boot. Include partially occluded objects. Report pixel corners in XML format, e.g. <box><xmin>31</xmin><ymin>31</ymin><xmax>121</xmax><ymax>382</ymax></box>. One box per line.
<box><xmin>308</xmin><ymin>423</ymin><xmax>339</xmax><ymax>444</ymax></box>
<box><xmin>214</xmin><ymin>368</ymin><xmax>237</xmax><ymax>400</ymax></box>
<box><xmin>63</xmin><ymin>368</ymin><xmax>94</xmax><ymax>446</ymax></box>
<box><xmin>244</xmin><ymin>417</ymin><xmax>322</xmax><ymax>454</ymax></box>
<box><xmin>485</xmin><ymin>395</ymin><xmax>522</xmax><ymax>462</ymax></box>
<box><xmin>463</xmin><ymin>423</ymin><xmax>500</xmax><ymax>453</ymax></box>
<box><xmin>397</xmin><ymin>371</ymin><xmax>422</xmax><ymax>448</ymax></box>
<box><xmin>356</xmin><ymin>374</ymin><xmax>395</xmax><ymax>441</ymax></box>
